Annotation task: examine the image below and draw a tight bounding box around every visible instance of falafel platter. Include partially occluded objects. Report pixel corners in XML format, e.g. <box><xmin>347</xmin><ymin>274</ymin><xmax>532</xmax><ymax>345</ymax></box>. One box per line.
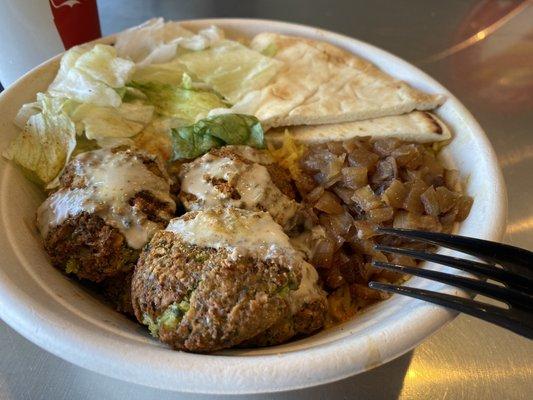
<box><xmin>2</xmin><ymin>18</ymin><xmax>472</xmax><ymax>353</ymax></box>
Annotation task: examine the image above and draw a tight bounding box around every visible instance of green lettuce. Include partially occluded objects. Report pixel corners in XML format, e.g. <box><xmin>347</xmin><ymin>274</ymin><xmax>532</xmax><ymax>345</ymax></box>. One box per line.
<box><xmin>70</xmin><ymin>101</ymin><xmax>154</xmax><ymax>142</ymax></box>
<box><xmin>114</xmin><ymin>18</ymin><xmax>224</xmax><ymax>66</ymax></box>
<box><xmin>130</xmin><ymin>59</ymin><xmax>188</xmax><ymax>85</ymax></box>
<box><xmin>171</xmin><ymin>113</ymin><xmax>264</xmax><ymax>160</ymax></box>
<box><xmin>129</xmin><ymin>81</ymin><xmax>227</xmax><ymax>123</ymax></box>
<box><xmin>177</xmin><ymin>40</ymin><xmax>282</xmax><ymax>104</ymax></box>
<box><xmin>14</xmin><ymin>94</ymin><xmax>79</xmax><ymax>129</ymax></box>
<box><xmin>114</xmin><ymin>18</ymin><xmax>194</xmax><ymax>65</ymax></box>
<box><xmin>3</xmin><ymin>94</ymin><xmax>76</xmax><ymax>185</ymax></box>
<box><xmin>48</xmin><ymin>44</ymin><xmax>135</xmax><ymax>107</ymax></box>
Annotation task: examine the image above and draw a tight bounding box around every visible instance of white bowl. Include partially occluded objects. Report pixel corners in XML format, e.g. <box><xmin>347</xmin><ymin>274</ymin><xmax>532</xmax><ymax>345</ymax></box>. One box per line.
<box><xmin>0</xmin><ymin>19</ymin><xmax>506</xmax><ymax>394</ymax></box>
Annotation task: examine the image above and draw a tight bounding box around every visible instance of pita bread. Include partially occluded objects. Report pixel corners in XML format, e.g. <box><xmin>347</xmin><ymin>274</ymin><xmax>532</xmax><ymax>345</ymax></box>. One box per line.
<box><xmin>266</xmin><ymin>111</ymin><xmax>451</xmax><ymax>145</ymax></box>
<box><xmin>210</xmin><ymin>33</ymin><xmax>444</xmax><ymax>128</ymax></box>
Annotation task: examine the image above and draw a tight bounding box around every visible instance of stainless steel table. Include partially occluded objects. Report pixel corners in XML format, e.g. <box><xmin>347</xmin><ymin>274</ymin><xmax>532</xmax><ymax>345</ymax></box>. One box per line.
<box><xmin>1</xmin><ymin>1</ymin><xmax>532</xmax><ymax>398</ymax></box>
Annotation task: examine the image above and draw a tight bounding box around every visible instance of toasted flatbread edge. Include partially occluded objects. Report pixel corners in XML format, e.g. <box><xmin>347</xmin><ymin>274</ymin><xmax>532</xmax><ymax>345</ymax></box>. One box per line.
<box><xmin>266</xmin><ymin>111</ymin><xmax>451</xmax><ymax>145</ymax></box>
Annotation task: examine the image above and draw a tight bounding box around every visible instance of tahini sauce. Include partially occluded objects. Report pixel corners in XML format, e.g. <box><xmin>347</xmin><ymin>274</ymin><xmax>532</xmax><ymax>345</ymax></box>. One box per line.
<box><xmin>179</xmin><ymin>152</ymin><xmax>300</xmax><ymax>230</ymax></box>
<box><xmin>37</xmin><ymin>148</ymin><xmax>175</xmax><ymax>249</ymax></box>
<box><xmin>166</xmin><ymin>208</ymin><xmax>325</xmax><ymax>313</ymax></box>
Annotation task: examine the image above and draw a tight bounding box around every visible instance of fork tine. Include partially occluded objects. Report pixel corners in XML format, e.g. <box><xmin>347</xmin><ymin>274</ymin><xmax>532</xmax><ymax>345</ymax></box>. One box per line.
<box><xmin>376</xmin><ymin>228</ymin><xmax>533</xmax><ymax>277</ymax></box>
<box><xmin>368</xmin><ymin>281</ymin><xmax>533</xmax><ymax>339</ymax></box>
<box><xmin>372</xmin><ymin>261</ymin><xmax>533</xmax><ymax>309</ymax></box>
<box><xmin>375</xmin><ymin>244</ymin><xmax>533</xmax><ymax>293</ymax></box>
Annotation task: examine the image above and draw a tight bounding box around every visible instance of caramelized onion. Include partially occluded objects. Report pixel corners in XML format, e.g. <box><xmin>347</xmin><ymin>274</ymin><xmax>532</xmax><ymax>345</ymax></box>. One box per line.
<box><xmin>314</xmin><ymin>154</ymin><xmax>345</xmax><ymax>187</ymax></box>
<box><xmin>420</xmin><ymin>186</ymin><xmax>440</xmax><ymax>216</ymax></box>
<box><xmin>341</xmin><ymin>166</ymin><xmax>367</xmax><ymax>189</ymax></box>
<box><xmin>383</xmin><ymin>179</ymin><xmax>407</xmax><ymax>209</ymax></box>
<box><xmin>392</xmin><ymin>144</ymin><xmax>421</xmax><ymax>167</ymax></box>
<box><xmin>352</xmin><ymin>185</ymin><xmax>383</xmax><ymax>211</ymax></box>
<box><xmin>314</xmin><ymin>191</ymin><xmax>344</xmax><ymax>214</ymax></box>
<box><xmin>371</xmin><ymin>156</ymin><xmax>398</xmax><ymax>188</ymax></box>
<box><xmin>403</xmin><ymin>179</ymin><xmax>428</xmax><ymax>214</ymax></box>
<box><xmin>367</xmin><ymin>206</ymin><xmax>394</xmax><ymax>223</ymax></box>
<box><xmin>297</xmin><ymin>136</ymin><xmax>473</xmax><ymax>323</ymax></box>
<box><xmin>353</xmin><ymin>220</ymin><xmax>378</xmax><ymax>240</ymax></box>
<box><xmin>372</xmin><ymin>138</ymin><xmax>401</xmax><ymax>157</ymax></box>
<box><xmin>456</xmin><ymin>195</ymin><xmax>474</xmax><ymax>221</ymax></box>
<box><xmin>444</xmin><ymin>169</ymin><xmax>460</xmax><ymax>191</ymax></box>
<box><xmin>312</xmin><ymin>237</ymin><xmax>336</xmax><ymax>268</ymax></box>
<box><xmin>348</xmin><ymin>148</ymin><xmax>379</xmax><ymax>170</ymax></box>
<box><xmin>436</xmin><ymin>186</ymin><xmax>460</xmax><ymax>213</ymax></box>
<box><xmin>306</xmin><ymin>185</ymin><xmax>325</xmax><ymax>203</ymax></box>
<box><xmin>332</xmin><ymin>185</ymin><xmax>356</xmax><ymax>205</ymax></box>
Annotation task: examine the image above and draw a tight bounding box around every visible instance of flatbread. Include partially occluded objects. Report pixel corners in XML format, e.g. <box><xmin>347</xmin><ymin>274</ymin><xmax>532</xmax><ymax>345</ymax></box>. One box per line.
<box><xmin>209</xmin><ymin>33</ymin><xmax>444</xmax><ymax>128</ymax></box>
<box><xmin>266</xmin><ymin>112</ymin><xmax>451</xmax><ymax>145</ymax></box>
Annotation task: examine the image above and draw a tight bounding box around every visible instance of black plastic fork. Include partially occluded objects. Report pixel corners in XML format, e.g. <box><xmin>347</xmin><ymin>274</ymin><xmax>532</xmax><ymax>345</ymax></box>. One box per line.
<box><xmin>368</xmin><ymin>228</ymin><xmax>533</xmax><ymax>339</ymax></box>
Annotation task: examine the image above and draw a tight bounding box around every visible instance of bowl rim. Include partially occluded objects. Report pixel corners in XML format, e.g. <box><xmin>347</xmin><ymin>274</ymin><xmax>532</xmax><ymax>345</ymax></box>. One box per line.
<box><xmin>0</xmin><ymin>18</ymin><xmax>507</xmax><ymax>394</ymax></box>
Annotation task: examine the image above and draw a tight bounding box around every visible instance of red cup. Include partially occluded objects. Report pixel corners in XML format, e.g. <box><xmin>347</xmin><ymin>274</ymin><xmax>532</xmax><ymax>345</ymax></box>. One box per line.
<box><xmin>49</xmin><ymin>0</ymin><xmax>102</xmax><ymax>49</ymax></box>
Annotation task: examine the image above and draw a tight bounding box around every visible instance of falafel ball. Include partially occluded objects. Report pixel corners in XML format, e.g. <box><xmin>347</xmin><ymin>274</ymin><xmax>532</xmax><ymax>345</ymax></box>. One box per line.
<box><xmin>101</xmin><ymin>270</ymin><xmax>135</xmax><ymax>317</ymax></box>
<box><xmin>241</xmin><ymin>293</ymin><xmax>328</xmax><ymax>347</ymax></box>
<box><xmin>132</xmin><ymin>207</ymin><xmax>327</xmax><ymax>352</ymax></box>
<box><xmin>37</xmin><ymin>147</ymin><xmax>176</xmax><ymax>282</ymax></box>
<box><xmin>178</xmin><ymin>146</ymin><xmax>301</xmax><ymax>231</ymax></box>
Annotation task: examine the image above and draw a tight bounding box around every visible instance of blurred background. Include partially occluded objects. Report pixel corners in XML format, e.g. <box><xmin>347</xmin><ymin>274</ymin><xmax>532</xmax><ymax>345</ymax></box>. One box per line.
<box><xmin>0</xmin><ymin>1</ymin><xmax>532</xmax><ymax>399</ymax></box>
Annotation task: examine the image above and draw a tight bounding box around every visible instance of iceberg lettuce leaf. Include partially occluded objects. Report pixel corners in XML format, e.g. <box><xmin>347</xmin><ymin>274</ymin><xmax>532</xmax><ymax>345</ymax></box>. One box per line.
<box><xmin>48</xmin><ymin>44</ymin><xmax>135</xmax><ymax>107</ymax></box>
<box><xmin>177</xmin><ymin>40</ymin><xmax>282</xmax><ymax>104</ymax></box>
<box><xmin>114</xmin><ymin>18</ymin><xmax>224</xmax><ymax>66</ymax></box>
<box><xmin>75</xmin><ymin>44</ymin><xmax>135</xmax><ymax>87</ymax></box>
<box><xmin>115</xmin><ymin>18</ymin><xmax>194</xmax><ymax>65</ymax></box>
<box><xmin>70</xmin><ymin>102</ymin><xmax>154</xmax><ymax>142</ymax></box>
<box><xmin>171</xmin><ymin>113</ymin><xmax>264</xmax><ymax>160</ymax></box>
<box><xmin>3</xmin><ymin>95</ymin><xmax>76</xmax><ymax>185</ymax></box>
<box><xmin>130</xmin><ymin>81</ymin><xmax>227</xmax><ymax>123</ymax></box>
<box><xmin>131</xmin><ymin>59</ymin><xmax>188</xmax><ymax>85</ymax></box>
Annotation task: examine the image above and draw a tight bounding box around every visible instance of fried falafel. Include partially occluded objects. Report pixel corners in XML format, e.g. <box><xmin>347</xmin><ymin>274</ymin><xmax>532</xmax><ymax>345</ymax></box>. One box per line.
<box><xmin>37</xmin><ymin>147</ymin><xmax>176</xmax><ymax>282</ymax></box>
<box><xmin>132</xmin><ymin>207</ymin><xmax>327</xmax><ymax>352</ymax></box>
<box><xmin>178</xmin><ymin>146</ymin><xmax>301</xmax><ymax>231</ymax></box>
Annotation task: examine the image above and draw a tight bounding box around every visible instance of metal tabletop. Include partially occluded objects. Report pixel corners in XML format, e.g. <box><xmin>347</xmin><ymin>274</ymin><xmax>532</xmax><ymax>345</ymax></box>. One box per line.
<box><xmin>1</xmin><ymin>1</ymin><xmax>532</xmax><ymax>399</ymax></box>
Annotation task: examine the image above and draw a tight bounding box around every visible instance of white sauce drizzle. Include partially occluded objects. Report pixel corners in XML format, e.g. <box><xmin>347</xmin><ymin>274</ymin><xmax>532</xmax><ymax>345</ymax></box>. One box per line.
<box><xmin>179</xmin><ymin>155</ymin><xmax>239</xmax><ymax>207</ymax></box>
<box><xmin>37</xmin><ymin>148</ymin><xmax>175</xmax><ymax>249</ymax></box>
<box><xmin>179</xmin><ymin>151</ymin><xmax>300</xmax><ymax>230</ymax></box>
<box><xmin>166</xmin><ymin>208</ymin><xmax>325</xmax><ymax>313</ymax></box>
<box><xmin>290</xmin><ymin>260</ymin><xmax>323</xmax><ymax>314</ymax></box>
<box><xmin>290</xmin><ymin>225</ymin><xmax>328</xmax><ymax>260</ymax></box>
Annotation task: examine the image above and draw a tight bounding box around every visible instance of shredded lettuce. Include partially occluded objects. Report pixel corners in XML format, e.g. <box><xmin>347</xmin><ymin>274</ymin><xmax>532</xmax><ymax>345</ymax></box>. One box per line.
<box><xmin>14</xmin><ymin>94</ymin><xmax>79</xmax><ymax>129</ymax></box>
<box><xmin>70</xmin><ymin>102</ymin><xmax>154</xmax><ymax>143</ymax></box>
<box><xmin>114</xmin><ymin>18</ymin><xmax>224</xmax><ymax>66</ymax></box>
<box><xmin>115</xmin><ymin>18</ymin><xmax>194</xmax><ymax>66</ymax></box>
<box><xmin>177</xmin><ymin>40</ymin><xmax>282</xmax><ymax>104</ymax></box>
<box><xmin>131</xmin><ymin>58</ymin><xmax>188</xmax><ymax>85</ymax></box>
<box><xmin>75</xmin><ymin>44</ymin><xmax>135</xmax><ymax>87</ymax></box>
<box><xmin>129</xmin><ymin>81</ymin><xmax>227</xmax><ymax>123</ymax></box>
<box><xmin>176</xmin><ymin>25</ymin><xmax>225</xmax><ymax>52</ymax></box>
<box><xmin>14</xmin><ymin>101</ymin><xmax>40</xmax><ymax>129</ymax></box>
<box><xmin>48</xmin><ymin>44</ymin><xmax>135</xmax><ymax>107</ymax></box>
<box><xmin>3</xmin><ymin>94</ymin><xmax>76</xmax><ymax>185</ymax></box>
<box><xmin>171</xmin><ymin>113</ymin><xmax>264</xmax><ymax>160</ymax></box>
